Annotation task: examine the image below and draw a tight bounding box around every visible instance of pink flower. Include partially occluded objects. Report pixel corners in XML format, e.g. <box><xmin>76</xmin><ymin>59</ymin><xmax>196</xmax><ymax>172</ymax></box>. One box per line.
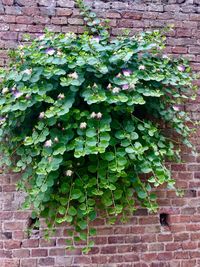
<box><xmin>122</xmin><ymin>84</ymin><xmax>129</xmax><ymax>90</ymax></box>
<box><xmin>13</xmin><ymin>91</ymin><xmax>23</xmax><ymax>99</ymax></box>
<box><xmin>44</xmin><ymin>139</ymin><xmax>52</xmax><ymax>147</ymax></box>
<box><xmin>173</xmin><ymin>105</ymin><xmax>181</xmax><ymax>111</ymax></box>
<box><xmin>177</xmin><ymin>65</ymin><xmax>185</xmax><ymax>72</ymax></box>
<box><xmin>122</xmin><ymin>69</ymin><xmax>132</xmax><ymax>77</ymax></box>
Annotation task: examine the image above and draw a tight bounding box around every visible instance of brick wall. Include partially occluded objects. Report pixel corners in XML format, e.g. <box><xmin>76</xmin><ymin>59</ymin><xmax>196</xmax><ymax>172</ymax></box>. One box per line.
<box><xmin>0</xmin><ymin>0</ymin><xmax>200</xmax><ymax>266</ymax></box>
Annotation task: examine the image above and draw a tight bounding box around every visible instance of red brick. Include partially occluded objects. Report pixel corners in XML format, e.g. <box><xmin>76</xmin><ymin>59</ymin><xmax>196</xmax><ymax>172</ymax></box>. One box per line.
<box><xmin>12</xmin><ymin>249</ymin><xmax>30</xmax><ymax>258</ymax></box>
<box><xmin>56</xmin><ymin>8</ymin><xmax>73</xmax><ymax>16</ymax></box>
<box><xmin>38</xmin><ymin>257</ymin><xmax>55</xmax><ymax>266</ymax></box>
<box><xmin>31</xmin><ymin>249</ymin><xmax>47</xmax><ymax>257</ymax></box>
<box><xmin>4</xmin><ymin>240</ymin><xmax>21</xmax><ymax>249</ymax></box>
<box><xmin>22</xmin><ymin>239</ymin><xmax>39</xmax><ymax>248</ymax></box>
<box><xmin>20</xmin><ymin>259</ymin><xmax>37</xmax><ymax>267</ymax></box>
<box><xmin>49</xmin><ymin>248</ymin><xmax>65</xmax><ymax>256</ymax></box>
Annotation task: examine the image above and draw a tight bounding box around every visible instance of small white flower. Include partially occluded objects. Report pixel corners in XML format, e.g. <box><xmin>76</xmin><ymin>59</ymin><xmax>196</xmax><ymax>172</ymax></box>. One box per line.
<box><xmin>162</xmin><ymin>55</ymin><xmax>169</xmax><ymax>59</ymax></box>
<box><xmin>90</xmin><ymin>112</ymin><xmax>96</xmax><ymax>118</ymax></box>
<box><xmin>93</xmin><ymin>83</ymin><xmax>98</xmax><ymax>88</ymax></box>
<box><xmin>58</xmin><ymin>93</ymin><xmax>65</xmax><ymax>99</ymax></box>
<box><xmin>18</xmin><ymin>44</ymin><xmax>24</xmax><ymax>50</ymax></box>
<box><xmin>139</xmin><ymin>65</ymin><xmax>145</xmax><ymax>70</ymax></box>
<box><xmin>80</xmin><ymin>122</ymin><xmax>87</xmax><ymax>129</ymax></box>
<box><xmin>44</xmin><ymin>139</ymin><xmax>52</xmax><ymax>147</ymax></box>
<box><xmin>54</xmin><ymin>137</ymin><xmax>59</xmax><ymax>142</ymax></box>
<box><xmin>116</xmin><ymin>73</ymin><xmax>122</xmax><ymax>78</ymax></box>
<box><xmin>107</xmin><ymin>83</ymin><xmax>112</xmax><ymax>89</ymax></box>
<box><xmin>92</xmin><ymin>36</ymin><xmax>100</xmax><ymax>43</ymax></box>
<box><xmin>57</xmin><ymin>50</ymin><xmax>63</xmax><ymax>56</ymax></box>
<box><xmin>96</xmin><ymin>112</ymin><xmax>102</xmax><ymax>119</ymax></box>
<box><xmin>112</xmin><ymin>87</ymin><xmax>120</xmax><ymax>94</ymax></box>
<box><xmin>39</xmin><ymin>112</ymin><xmax>45</xmax><ymax>119</ymax></box>
<box><xmin>23</xmin><ymin>69</ymin><xmax>32</xmax><ymax>75</ymax></box>
<box><xmin>2</xmin><ymin>87</ymin><xmax>9</xmax><ymax>94</ymax></box>
<box><xmin>68</xmin><ymin>72</ymin><xmax>78</xmax><ymax>79</ymax></box>
<box><xmin>66</xmin><ymin>170</ymin><xmax>73</xmax><ymax>176</ymax></box>
<box><xmin>38</xmin><ymin>34</ymin><xmax>45</xmax><ymax>40</ymax></box>
<box><xmin>25</xmin><ymin>94</ymin><xmax>31</xmax><ymax>99</ymax></box>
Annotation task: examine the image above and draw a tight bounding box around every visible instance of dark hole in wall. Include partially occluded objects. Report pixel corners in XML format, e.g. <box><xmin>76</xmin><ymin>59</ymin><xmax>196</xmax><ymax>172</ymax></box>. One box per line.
<box><xmin>3</xmin><ymin>232</ymin><xmax>12</xmax><ymax>239</ymax></box>
<box><xmin>27</xmin><ymin>217</ymin><xmax>40</xmax><ymax>239</ymax></box>
<box><xmin>160</xmin><ymin>213</ymin><xmax>169</xmax><ymax>226</ymax></box>
<box><xmin>27</xmin><ymin>216</ymin><xmax>39</xmax><ymax>230</ymax></box>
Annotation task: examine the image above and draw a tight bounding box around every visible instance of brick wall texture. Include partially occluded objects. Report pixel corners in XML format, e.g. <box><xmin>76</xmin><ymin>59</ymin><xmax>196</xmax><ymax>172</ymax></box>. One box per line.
<box><xmin>0</xmin><ymin>0</ymin><xmax>200</xmax><ymax>266</ymax></box>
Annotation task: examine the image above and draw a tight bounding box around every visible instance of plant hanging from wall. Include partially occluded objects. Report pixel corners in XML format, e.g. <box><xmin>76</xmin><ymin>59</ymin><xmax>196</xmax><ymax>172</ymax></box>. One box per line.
<box><xmin>0</xmin><ymin>0</ymin><xmax>196</xmax><ymax>252</ymax></box>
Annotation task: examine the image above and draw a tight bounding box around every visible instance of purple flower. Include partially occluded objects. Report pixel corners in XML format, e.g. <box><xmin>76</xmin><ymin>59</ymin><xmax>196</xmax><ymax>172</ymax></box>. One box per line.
<box><xmin>45</xmin><ymin>48</ymin><xmax>55</xmax><ymax>56</ymax></box>
<box><xmin>122</xmin><ymin>69</ymin><xmax>132</xmax><ymax>77</ymax></box>
<box><xmin>0</xmin><ymin>117</ymin><xmax>6</xmax><ymax>125</ymax></box>
<box><xmin>177</xmin><ymin>65</ymin><xmax>185</xmax><ymax>72</ymax></box>
<box><xmin>13</xmin><ymin>91</ymin><xmax>23</xmax><ymax>99</ymax></box>
<box><xmin>122</xmin><ymin>84</ymin><xmax>129</xmax><ymax>90</ymax></box>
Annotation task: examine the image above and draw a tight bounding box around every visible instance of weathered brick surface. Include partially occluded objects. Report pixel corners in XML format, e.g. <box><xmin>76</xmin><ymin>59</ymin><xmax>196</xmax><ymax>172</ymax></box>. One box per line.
<box><xmin>0</xmin><ymin>0</ymin><xmax>200</xmax><ymax>266</ymax></box>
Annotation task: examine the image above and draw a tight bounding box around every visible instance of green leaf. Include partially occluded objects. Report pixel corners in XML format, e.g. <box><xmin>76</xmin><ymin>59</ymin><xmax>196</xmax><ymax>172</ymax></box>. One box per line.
<box><xmin>68</xmin><ymin>206</ymin><xmax>77</xmax><ymax>216</ymax></box>
<box><xmin>71</xmin><ymin>189</ymin><xmax>82</xmax><ymax>200</ymax></box>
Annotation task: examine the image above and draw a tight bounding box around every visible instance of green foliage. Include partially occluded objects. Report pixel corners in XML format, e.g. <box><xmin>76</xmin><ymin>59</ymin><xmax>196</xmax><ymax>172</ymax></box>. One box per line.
<box><xmin>0</xmin><ymin>0</ymin><xmax>196</xmax><ymax>253</ymax></box>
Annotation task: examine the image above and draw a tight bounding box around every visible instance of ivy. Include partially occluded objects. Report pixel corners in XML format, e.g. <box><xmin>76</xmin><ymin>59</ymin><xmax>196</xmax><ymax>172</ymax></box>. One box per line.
<box><xmin>0</xmin><ymin>0</ymin><xmax>197</xmax><ymax>253</ymax></box>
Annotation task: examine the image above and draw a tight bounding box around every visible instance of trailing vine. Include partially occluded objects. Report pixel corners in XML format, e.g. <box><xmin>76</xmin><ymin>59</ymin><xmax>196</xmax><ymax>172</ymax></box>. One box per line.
<box><xmin>0</xmin><ymin>0</ymin><xmax>197</xmax><ymax>252</ymax></box>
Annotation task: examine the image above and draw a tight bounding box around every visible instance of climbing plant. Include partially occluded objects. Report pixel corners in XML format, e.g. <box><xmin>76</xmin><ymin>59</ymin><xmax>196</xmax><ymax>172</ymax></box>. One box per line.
<box><xmin>0</xmin><ymin>0</ymin><xmax>196</xmax><ymax>252</ymax></box>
